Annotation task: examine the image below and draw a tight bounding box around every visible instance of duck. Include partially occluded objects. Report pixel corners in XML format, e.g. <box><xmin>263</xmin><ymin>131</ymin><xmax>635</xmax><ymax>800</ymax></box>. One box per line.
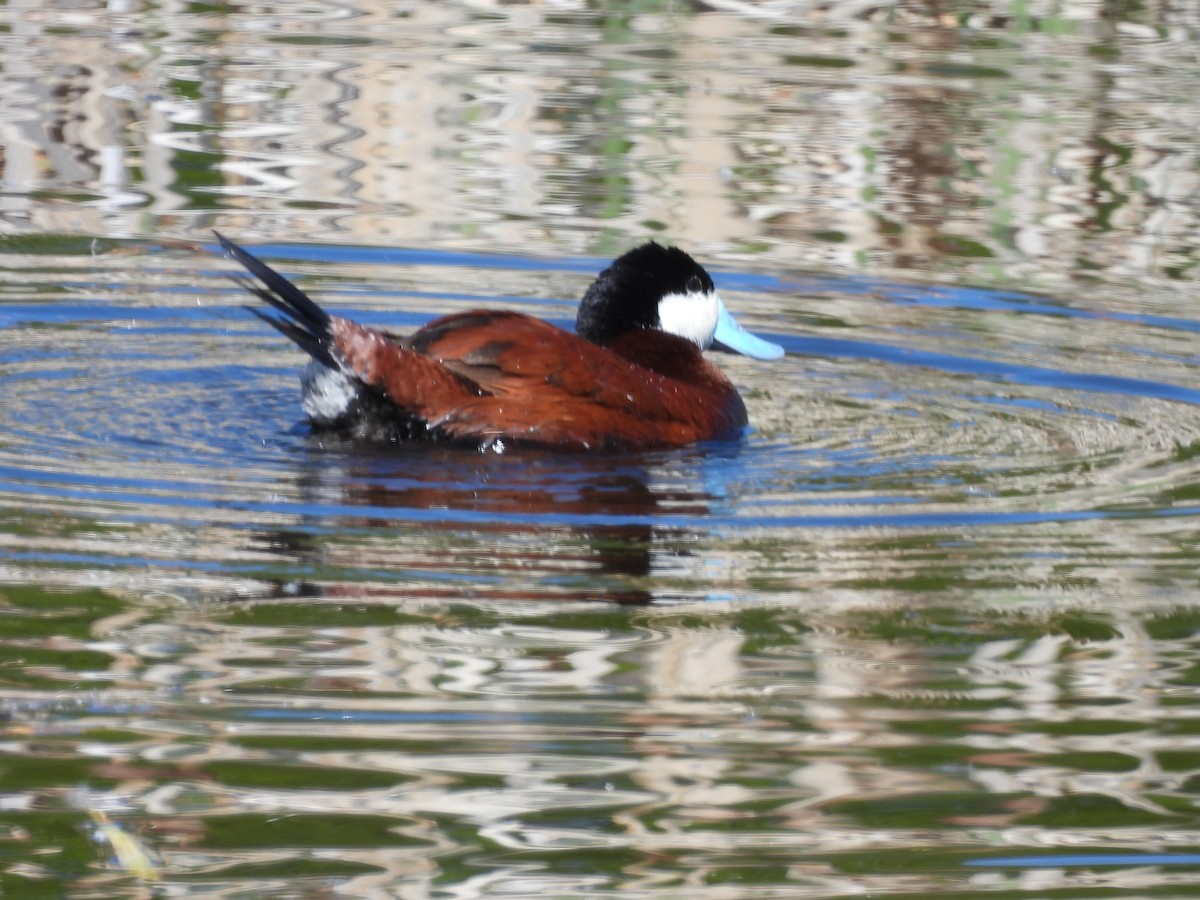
<box><xmin>216</xmin><ymin>232</ymin><xmax>783</xmax><ymax>451</ymax></box>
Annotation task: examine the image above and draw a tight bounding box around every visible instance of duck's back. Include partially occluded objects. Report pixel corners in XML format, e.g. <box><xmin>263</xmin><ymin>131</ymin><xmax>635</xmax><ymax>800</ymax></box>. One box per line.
<box><xmin>312</xmin><ymin>309</ymin><xmax>747</xmax><ymax>450</ymax></box>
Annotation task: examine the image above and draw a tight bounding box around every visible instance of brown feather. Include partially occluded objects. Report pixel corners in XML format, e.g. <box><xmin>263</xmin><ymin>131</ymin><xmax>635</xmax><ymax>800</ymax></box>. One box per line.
<box><xmin>328</xmin><ymin>310</ymin><xmax>746</xmax><ymax>450</ymax></box>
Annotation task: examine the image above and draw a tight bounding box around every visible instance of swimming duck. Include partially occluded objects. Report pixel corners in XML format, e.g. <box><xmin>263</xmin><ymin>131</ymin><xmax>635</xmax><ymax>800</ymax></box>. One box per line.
<box><xmin>217</xmin><ymin>232</ymin><xmax>782</xmax><ymax>451</ymax></box>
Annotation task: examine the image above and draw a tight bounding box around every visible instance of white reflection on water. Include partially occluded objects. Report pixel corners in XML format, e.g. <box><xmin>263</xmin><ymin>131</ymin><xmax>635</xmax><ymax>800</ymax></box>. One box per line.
<box><xmin>2</xmin><ymin>1</ymin><xmax>1200</xmax><ymax>304</ymax></box>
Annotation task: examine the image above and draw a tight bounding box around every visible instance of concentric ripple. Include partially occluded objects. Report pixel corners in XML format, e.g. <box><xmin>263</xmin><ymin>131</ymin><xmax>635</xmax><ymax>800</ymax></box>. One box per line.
<box><xmin>3</xmin><ymin>242</ymin><xmax>1200</xmax><ymax>602</ymax></box>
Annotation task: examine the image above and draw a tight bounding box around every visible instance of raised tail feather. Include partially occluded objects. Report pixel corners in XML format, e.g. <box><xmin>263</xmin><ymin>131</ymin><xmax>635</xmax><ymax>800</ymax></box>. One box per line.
<box><xmin>215</xmin><ymin>231</ymin><xmax>338</xmax><ymax>369</ymax></box>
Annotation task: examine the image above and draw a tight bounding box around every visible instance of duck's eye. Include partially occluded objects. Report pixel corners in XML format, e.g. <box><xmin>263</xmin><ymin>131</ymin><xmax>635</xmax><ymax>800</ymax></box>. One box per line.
<box><xmin>686</xmin><ymin>275</ymin><xmax>703</xmax><ymax>294</ymax></box>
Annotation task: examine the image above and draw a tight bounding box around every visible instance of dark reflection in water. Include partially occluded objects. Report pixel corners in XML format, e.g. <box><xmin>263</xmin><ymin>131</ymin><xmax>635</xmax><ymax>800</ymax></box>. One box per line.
<box><xmin>256</xmin><ymin>441</ymin><xmax>737</xmax><ymax>605</ymax></box>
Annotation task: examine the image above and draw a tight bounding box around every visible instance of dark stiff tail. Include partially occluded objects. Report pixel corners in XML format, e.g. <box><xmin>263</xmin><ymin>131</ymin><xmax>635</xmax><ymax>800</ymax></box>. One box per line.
<box><xmin>215</xmin><ymin>231</ymin><xmax>337</xmax><ymax>369</ymax></box>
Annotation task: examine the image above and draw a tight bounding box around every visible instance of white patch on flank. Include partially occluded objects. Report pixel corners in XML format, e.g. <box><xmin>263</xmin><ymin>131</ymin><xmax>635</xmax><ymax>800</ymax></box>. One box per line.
<box><xmin>656</xmin><ymin>288</ymin><xmax>721</xmax><ymax>349</ymax></box>
<box><xmin>300</xmin><ymin>360</ymin><xmax>358</xmax><ymax>423</ymax></box>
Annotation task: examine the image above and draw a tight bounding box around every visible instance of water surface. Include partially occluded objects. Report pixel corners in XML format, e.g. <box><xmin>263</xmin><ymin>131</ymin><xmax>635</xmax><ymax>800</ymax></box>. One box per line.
<box><xmin>3</xmin><ymin>2</ymin><xmax>1200</xmax><ymax>897</ymax></box>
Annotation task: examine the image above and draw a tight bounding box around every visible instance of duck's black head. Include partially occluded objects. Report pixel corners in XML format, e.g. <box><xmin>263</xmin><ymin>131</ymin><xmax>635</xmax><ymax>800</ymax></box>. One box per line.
<box><xmin>575</xmin><ymin>242</ymin><xmax>783</xmax><ymax>360</ymax></box>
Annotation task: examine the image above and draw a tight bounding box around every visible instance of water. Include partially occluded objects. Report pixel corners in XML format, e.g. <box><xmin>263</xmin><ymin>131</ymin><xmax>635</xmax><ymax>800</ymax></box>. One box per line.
<box><xmin>4</xmin><ymin>2</ymin><xmax>1200</xmax><ymax>897</ymax></box>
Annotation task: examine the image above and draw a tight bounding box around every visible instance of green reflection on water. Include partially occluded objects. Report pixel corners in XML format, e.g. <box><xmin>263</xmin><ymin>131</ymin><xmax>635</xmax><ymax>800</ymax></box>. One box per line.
<box><xmin>200</xmin><ymin>813</ymin><xmax>427</xmax><ymax>850</ymax></box>
<box><xmin>1028</xmin><ymin>794</ymin><xmax>1170</xmax><ymax>828</ymax></box>
<box><xmin>0</xmin><ymin>811</ymin><xmax>99</xmax><ymax>885</ymax></box>
<box><xmin>213</xmin><ymin>857</ymin><xmax>382</xmax><ymax>881</ymax></box>
<box><xmin>0</xmin><ymin>585</ymin><xmax>122</xmax><ymax>689</ymax></box>
<box><xmin>201</xmin><ymin>760</ymin><xmax>406</xmax><ymax>792</ymax></box>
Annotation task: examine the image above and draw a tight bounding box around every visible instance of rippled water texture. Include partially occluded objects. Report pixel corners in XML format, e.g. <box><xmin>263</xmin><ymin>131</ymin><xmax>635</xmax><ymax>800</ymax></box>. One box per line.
<box><xmin>4</xmin><ymin>2</ymin><xmax>1200</xmax><ymax>897</ymax></box>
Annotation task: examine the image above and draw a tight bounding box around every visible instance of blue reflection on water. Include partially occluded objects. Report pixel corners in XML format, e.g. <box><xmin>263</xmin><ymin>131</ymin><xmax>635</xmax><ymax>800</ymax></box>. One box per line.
<box><xmin>2</xmin><ymin>462</ymin><xmax>1196</xmax><ymax>531</ymax></box>
<box><xmin>783</xmin><ymin>335</ymin><xmax>1200</xmax><ymax>405</ymax></box>
<box><xmin>967</xmin><ymin>854</ymin><xmax>1200</xmax><ymax>868</ymax></box>
<box><xmin>195</xmin><ymin>240</ymin><xmax>1200</xmax><ymax>405</ymax></box>
<box><xmin>203</xmin><ymin>239</ymin><xmax>1200</xmax><ymax>334</ymax></box>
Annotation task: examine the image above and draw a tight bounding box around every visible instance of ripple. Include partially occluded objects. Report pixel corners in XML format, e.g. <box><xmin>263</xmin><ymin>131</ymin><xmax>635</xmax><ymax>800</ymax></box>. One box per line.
<box><xmin>3</xmin><ymin>243</ymin><xmax>1200</xmax><ymax>601</ymax></box>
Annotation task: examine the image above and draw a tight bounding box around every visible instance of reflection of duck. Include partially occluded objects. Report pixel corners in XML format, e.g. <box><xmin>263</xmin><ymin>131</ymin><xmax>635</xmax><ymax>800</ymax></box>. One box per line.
<box><xmin>258</xmin><ymin>446</ymin><xmax>723</xmax><ymax>605</ymax></box>
<box><xmin>217</xmin><ymin>233</ymin><xmax>782</xmax><ymax>451</ymax></box>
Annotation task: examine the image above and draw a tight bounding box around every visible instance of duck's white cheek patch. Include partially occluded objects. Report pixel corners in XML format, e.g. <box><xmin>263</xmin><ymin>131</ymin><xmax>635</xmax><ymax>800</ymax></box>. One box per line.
<box><xmin>657</xmin><ymin>289</ymin><xmax>721</xmax><ymax>349</ymax></box>
<box><xmin>301</xmin><ymin>361</ymin><xmax>358</xmax><ymax>423</ymax></box>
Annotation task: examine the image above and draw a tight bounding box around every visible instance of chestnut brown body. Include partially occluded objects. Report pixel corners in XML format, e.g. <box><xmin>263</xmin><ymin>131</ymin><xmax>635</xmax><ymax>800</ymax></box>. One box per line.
<box><xmin>329</xmin><ymin>311</ymin><xmax>748</xmax><ymax>450</ymax></box>
<box><xmin>217</xmin><ymin>232</ymin><xmax>765</xmax><ymax>452</ymax></box>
